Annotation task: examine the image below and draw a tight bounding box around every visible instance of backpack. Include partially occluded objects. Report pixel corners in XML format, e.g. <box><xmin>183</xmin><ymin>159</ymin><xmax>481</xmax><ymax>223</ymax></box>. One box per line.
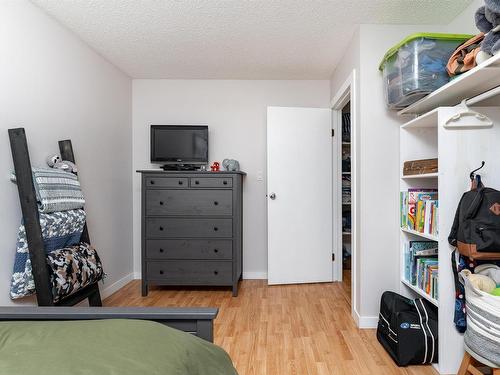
<box><xmin>377</xmin><ymin>291</ymin><xmax>438</xmax><ymax>366</ymax></box>
<box><xmin>448</xmin><ymin>187</ymin><xmax>500</xmax><ymax>260</ymax></box>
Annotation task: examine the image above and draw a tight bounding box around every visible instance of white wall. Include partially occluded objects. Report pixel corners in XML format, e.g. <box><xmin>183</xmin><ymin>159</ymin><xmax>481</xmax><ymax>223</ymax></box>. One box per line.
<box><xmin>330</xmin><ymin>4</ymin><xmax>482</xmax><ymax>323</ymax></box>
<box><xmin>329</xmin><ymin>29</ymin><xmax>362</xmax><ymax>318</ymax></box>
<box><xmin>446</xmin><ymin>0</ymin><xmax>482</xmax><ymax>34</ymax></box>
<box><xmin>0</xmin><ymin>0</ymin><xmax>133</xmax><ymax>305</ymax></box>
<box><xmin>132</xmin><ymin>80</ymin><xmax>331</xmax><ymax>278</ymax></box>
<box><xmin>331</xmin><ymin>24</ymin><xmax>454</xmax><ymax>323</ymax></box>
<box><xmin>359</xmin><ymin>24</ymin><xmax>450</xmax><ymax>320</ymax></box>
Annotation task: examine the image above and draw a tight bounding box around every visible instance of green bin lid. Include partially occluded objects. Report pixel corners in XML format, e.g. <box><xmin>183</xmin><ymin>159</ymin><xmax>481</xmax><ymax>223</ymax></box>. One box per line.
<box><xmin>378</xmin><ymin>32</ymin><xmax>473</xmax><ymax>71</ymax></box>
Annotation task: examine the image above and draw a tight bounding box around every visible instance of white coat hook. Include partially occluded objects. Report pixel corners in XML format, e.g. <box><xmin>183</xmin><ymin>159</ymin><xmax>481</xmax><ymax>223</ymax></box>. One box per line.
<box><xmin>444</xmin><ymin>99</ymin><xmax>493</xmax><ymax>129</ymax></box>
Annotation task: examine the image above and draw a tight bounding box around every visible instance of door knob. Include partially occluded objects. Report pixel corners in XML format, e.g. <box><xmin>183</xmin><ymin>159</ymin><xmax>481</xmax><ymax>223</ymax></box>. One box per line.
<box><xmin>269</xmin><ymin>193</ymin><xmax>276</xmax><ymax>200</ymax></box>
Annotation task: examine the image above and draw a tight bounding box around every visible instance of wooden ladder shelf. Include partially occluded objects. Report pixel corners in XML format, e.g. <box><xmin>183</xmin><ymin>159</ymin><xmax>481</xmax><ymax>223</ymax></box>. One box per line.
<box><xmin>8</xmin><ymin>128</ymin><xmax>102</xmax><ymax>307</ymax></box>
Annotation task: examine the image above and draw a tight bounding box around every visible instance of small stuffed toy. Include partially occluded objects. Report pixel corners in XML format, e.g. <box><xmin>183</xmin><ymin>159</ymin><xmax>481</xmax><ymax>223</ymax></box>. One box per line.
<box><xmin>46</xmin><ymin>154</ymin><xmax>78</xmax><ymax>173</ymax></box>
<box><xmin>461</xmin><ymin>269</ymin><xmax>496</xmax><ymax>293</ymax></box>
<box><xmin>210</xmin><ymin>161</ymin><xmax>220</xmax><ymax>172</ymax></box>
<box><xmin>475</xmin><ymin>0</ymin><xmax>500</xmax><ymax>63</ymax></box>
<box><xmin>222</xmin><ymin>159</ymin><xmax>240</xmax><ymax>172</ymax></box>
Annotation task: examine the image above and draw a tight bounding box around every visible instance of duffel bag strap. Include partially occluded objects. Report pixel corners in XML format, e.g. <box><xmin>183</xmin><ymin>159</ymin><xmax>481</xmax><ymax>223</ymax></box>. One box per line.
<box><xmin>414</xmin><ymin>299</ymin><xmax>436</xmax><ymax>364</ymax></box>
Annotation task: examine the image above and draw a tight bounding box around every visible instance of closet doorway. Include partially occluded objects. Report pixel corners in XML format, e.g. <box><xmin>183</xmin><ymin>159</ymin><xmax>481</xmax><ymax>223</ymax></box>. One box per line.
<box><xmin>340</xmin><ymin>103</ymin><xmax>352</xmax><ymax>293</ymax></box>
<box><xmin>331</xmin><ymin>71</ymin><xmax>358</xmax><ymax>319</ymax></box>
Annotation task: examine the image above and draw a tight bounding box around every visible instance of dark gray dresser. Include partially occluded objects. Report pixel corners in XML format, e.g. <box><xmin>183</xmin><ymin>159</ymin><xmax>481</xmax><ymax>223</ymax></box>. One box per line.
<box><xmin>137</xmin><ymin>170</ymin><xmax>245</xmax><ymax>297</ymax></box>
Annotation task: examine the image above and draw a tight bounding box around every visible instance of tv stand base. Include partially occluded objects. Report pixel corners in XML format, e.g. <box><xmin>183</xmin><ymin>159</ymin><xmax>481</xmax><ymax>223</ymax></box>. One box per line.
<box><xmin>161</xmin><ymin>164</ymin><xmax>199</xmax><ymax>171</ymax></box>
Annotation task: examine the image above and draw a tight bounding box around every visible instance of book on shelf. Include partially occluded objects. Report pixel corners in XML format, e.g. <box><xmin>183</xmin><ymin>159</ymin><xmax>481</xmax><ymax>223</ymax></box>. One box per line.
<box><xmin>400</xmin><ymin>189</ymin><xmax>438</xmax><ymax>236</ymax></box>
<box><xmin>403</xmin><ymin>240</ymin><xmax>438</xmax><ymax>300</ymax></box>
<box><xmin>400</xmin><ymin>191</ymin><xmax>408</xmax><ymax>229</ymax></box>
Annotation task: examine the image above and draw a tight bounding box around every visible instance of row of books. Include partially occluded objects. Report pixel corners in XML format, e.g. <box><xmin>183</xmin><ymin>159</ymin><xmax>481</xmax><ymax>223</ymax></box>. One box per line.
<box><xmin>403</xmin><ymin>240</ymin><xmax>439</xmax><ymax>300</ymax></box>
<box><xmin>400</xmin><ymin>189</ymin><xmax>439</xmax><ymax>236</ymax></box>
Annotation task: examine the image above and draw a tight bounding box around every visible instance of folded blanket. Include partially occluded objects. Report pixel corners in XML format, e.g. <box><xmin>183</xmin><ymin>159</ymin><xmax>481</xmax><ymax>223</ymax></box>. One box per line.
<box><xmin>10</xmin><ymin>209</ymin><xmax>86</xmax><ymax>299</ymax></box>
<box><xmin>11</xmin><ymin>168</ymin><xmax>85</xmax><ymax>213</ymax></box>
<box><xmin>47</xmin><ymin>242</ymin><xmax>103</xmax><ymax>303</ymax></box>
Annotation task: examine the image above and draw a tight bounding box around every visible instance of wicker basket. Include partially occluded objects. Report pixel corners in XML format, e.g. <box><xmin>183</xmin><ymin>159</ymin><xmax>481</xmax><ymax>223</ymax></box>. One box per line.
<box><xmin>460</xmin><ymin>271</ymin><xmax>500</xmax><ymax>367</ymax></box>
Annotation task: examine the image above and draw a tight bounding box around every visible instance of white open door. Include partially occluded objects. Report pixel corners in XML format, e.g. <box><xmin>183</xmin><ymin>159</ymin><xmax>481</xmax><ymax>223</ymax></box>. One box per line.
<box><xmin>267</xmin><ymin>107</ymin><xmax>333</xmax><ymax>285</ymax></box>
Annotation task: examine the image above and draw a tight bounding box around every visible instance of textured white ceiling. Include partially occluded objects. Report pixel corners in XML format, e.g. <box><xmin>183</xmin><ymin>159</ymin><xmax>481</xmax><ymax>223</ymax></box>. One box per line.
<box><xmin>31</xmin><ymin>0</ymin><xmax>473</xmax><ymax>79</ymax></box>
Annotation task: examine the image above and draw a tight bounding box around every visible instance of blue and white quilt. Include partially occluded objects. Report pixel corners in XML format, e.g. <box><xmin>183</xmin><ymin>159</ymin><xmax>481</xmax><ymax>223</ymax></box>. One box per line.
<box><xmin>10</xmin><ymin>209</ymin><xmax>86</xmax><ymax>299</ymax></box>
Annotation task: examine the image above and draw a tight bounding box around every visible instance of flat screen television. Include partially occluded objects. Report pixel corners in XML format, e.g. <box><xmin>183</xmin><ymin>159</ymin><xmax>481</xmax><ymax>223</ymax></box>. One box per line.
<box><xmin>150</xmin><ymin>125</ymin><xmax>208</xmax><ymax>169</ymax></box>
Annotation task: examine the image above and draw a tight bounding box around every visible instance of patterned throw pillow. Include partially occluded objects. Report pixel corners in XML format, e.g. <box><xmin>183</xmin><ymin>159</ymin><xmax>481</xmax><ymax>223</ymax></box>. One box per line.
<box><xmin>46</xmin><ymin>242</ymin><xmax>103</xmax><ymax>303</ymax></box>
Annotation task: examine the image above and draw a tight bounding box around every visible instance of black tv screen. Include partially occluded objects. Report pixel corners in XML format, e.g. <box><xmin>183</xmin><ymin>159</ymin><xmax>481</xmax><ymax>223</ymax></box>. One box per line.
<box><xmin>151</xmin><ymin>125</ymin><xmax>208</xmax><ymax>164</ymax></box>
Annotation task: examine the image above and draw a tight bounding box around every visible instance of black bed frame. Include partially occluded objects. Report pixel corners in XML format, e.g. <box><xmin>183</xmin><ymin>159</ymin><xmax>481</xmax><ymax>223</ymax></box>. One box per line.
<box><xmin>0</xmin><ymin>307</ymin><xmax>218</xmax><ymax>342</ymax></box>
<box><xmin>8</xmin><ymin>127</ymin><xmax>102</xmax><ymax>307</ymax></box>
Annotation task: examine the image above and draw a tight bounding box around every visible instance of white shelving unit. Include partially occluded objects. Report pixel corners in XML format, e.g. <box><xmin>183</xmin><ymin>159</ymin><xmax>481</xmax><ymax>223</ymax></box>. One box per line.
<box><xmin>399</xmin><ymin>103</ymin><xmax>500</xmax><ymax>374</ymax></box>
<box><xmin>400</xmin><ymin>228</ymin><xmax>438</xmax><ymax>242</ymax></box>
<box><xmin>401</xmin><ymin>172</ymin><xmax>438</xmax><ymax>180</ymax></box>
<box><xmin>401</xmin><ymin>279</ymin><xmax>438</xmax><ymax>307</ymax></box>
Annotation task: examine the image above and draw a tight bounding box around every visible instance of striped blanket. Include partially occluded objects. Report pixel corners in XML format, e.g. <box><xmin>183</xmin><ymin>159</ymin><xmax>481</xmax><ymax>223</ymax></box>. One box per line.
<box><xmin>461</xmin><ymin>271</ymin><xmax>500</xmax><ymax>367</ymax></box>
<box><xmin>31</xmin><ymin>168</ymin><xmax>85</xmax><ymax>213</ymax></box>
<box><xmin>11</xmin><ymin>168</ymin><xmax>85</xmax><ymax>213</ymax></box>
<box><xmin>10</xmin><ymin>209</ymin><xmax>86</xmax><ymax>299</ymax></box>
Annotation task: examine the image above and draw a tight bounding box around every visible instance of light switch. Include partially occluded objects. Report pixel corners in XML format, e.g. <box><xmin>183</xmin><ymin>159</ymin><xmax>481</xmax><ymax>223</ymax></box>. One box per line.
<box><xmin>257</xmin><ymin>171</ymin><xmax>264</xmax><ymax>181</ymax></box>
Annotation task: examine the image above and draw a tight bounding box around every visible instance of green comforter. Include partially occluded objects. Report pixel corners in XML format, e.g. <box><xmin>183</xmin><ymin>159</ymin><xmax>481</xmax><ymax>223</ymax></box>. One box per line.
<box><xmin>0</xmin><ymin>319</ymin><xmax>238</xmax><ymax>375</ymax></box>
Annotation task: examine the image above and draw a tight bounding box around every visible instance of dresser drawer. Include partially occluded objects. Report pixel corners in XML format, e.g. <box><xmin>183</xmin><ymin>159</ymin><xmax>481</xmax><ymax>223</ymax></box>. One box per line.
<box><xmin>146</xmin><ymin>239</ymin><xmax>232</xmax><ymax>259</ymax></box>
<box><xmin>145</xmin><ymin>190</ymin><xmax>232</xmax><ymax>216</ymax></box>
<box><xmin>145</xmin><ymin>177</ymin><xmax>188</xmax><ymax>188</ymax></box>
<box><xmin>146</xmin><ymin>218</ymin><xmax>233</xmax><ymax>238</ymax></box>
<box><xmin>190</xmin><ymin>177</ymin><xmax>232</xmax><ymax>188</ymax></box>
<box><xmin>147</xmin><ymin>261</ymin><xmax>232</xmax><ymax>284</ymax></box>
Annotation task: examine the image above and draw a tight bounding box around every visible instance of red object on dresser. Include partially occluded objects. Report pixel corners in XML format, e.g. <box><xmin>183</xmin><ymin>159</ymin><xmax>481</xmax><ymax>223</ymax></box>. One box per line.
<box><xmin>210</xmin><ymin>162</ymin><xmax>220</xmax><ymax>171</ymax></box>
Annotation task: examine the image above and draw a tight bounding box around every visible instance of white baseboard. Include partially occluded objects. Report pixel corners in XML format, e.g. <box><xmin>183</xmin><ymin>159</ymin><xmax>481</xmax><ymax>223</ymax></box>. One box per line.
<box><xmin>101</xmin><ymin>273</ymin><xmax>135</xmax><ymax>299</ymax></box>
<box><xmin>353</xmin><ymin>309</ymin><xmax>379</xmax><ymax>329</ymax></box>
<box><xmin>133</xmin><ymin>271</ymin><xmax>141</xmax><ymax>279</ymax></box>
<box><xmin>242</xmin><ymin>272</ymin><xmax>268</xmax><ymax>279</ymax></box>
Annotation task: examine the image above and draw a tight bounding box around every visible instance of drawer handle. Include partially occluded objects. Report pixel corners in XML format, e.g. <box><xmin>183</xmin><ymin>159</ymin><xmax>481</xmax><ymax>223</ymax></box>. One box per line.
<box><xmin>159</xmin><ymin>248</ymin><xmax>164</xmax><ymax>253</ymax></box>
<box><xmin>213</xmin><ymin>227</ymin><xmax>218</xmax><ymax>232</ymax></box>
<box><xmin>159</xmin><ymin>226</ymin><xmax>164</xmax><ymax>231</ymax></box>
<box><xmin>214</xmin><ymin>248</ymin><xmax>219</xmax><ymax>253</ymax></box>
<box><xmin>223</xmin><ymin>181</ymin><xmax>228</xmax><ymax>185</ymax></box>
<box><xmin>195</xmin><ymin>180</ymin><xmax>200</xmax><ymax>185</ymax></box>
<box><xmin>214</xmin><ymin>201</ymin><xmax>219</xmax><ymax>206</ymax></box>
<box><xmin>159</xmin><ymin>270</ymin><xmax>164</xmax><ymax>275</ymax></box>
<box><xmin>178</xmin><ymin>180</ymin><xmax>183</xmax><ymax>185</ymax></box>
<box><xmin>159</xmin><ymin>201</ymin><xmax>164</xmax><ymax>205</ymax></box>
<box><xmin>214</xmin><ymin>270</ymin><xmax>219</xmax><ymax>275</ymax></box>
<box><xmin>150</xmin><ymin>180</ymin><xmax>155</xmax><ymax>185</ymax></box>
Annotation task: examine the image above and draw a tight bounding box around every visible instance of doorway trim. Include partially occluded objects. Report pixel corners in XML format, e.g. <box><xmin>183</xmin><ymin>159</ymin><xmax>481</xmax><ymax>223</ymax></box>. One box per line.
<box><xmin>331</xmin><ymin>70</ymin><xmax>358</xmax><ymax>321</ymax></box>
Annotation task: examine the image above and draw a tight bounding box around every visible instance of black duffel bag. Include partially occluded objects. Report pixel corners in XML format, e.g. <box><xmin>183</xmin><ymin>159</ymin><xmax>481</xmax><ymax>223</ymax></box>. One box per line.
<box><xmin>448</xmin><ymin>187</ymin><xmax>500</xmax><ymax>260</ymax></box>
<box><xmin>377</xmin><ymin>291</ymin><xmax>438</xmax><ymax>366</ymax></box>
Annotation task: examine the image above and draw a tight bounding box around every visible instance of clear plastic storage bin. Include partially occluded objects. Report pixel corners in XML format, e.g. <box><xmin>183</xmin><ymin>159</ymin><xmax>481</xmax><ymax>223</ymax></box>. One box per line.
<box><xmin>379</xmin><ymin>33</ymin><xmax>472</xmax><ymax>109</ymax></box>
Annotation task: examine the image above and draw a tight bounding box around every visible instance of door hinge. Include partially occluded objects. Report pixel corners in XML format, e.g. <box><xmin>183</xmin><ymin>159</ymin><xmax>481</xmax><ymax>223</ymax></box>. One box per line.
<box><xmin>331</xmin><ymin>129</ymin><xmax>335</xmax><ymax>137</ymax></box>
<box><xmin>332</xmin><ymin>253</ymin><xmax>335</xmax><ymax>262</ymax></box>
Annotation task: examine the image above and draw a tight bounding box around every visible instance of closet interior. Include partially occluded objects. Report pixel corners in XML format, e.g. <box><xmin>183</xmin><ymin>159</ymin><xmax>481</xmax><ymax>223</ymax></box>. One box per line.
<box><xmin>341</xmin><ymin>102</ymin><xmax>351</xmax><ymax>291</ymax></box>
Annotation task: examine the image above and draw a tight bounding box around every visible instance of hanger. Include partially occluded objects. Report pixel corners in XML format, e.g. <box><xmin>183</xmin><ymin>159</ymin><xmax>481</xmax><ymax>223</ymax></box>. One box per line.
<box><xmin>444</xmin><ymin>100</ymin><xmax>493</xmax><ymax>129</ymax></box>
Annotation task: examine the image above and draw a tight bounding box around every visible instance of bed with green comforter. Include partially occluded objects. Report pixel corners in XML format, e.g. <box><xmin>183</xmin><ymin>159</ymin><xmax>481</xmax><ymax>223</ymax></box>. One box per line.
<box><xmin>0</xmin><ymin>319</ymin><xmax>238</xmax><ymax>375</ymax></box>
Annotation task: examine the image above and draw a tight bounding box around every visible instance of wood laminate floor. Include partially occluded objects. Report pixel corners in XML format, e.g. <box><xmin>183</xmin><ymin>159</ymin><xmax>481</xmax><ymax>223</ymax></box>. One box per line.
<box><xmin>104</xmin><ymin>276</ymin><xmax>437</xmax><ymax>375</ymax></box>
